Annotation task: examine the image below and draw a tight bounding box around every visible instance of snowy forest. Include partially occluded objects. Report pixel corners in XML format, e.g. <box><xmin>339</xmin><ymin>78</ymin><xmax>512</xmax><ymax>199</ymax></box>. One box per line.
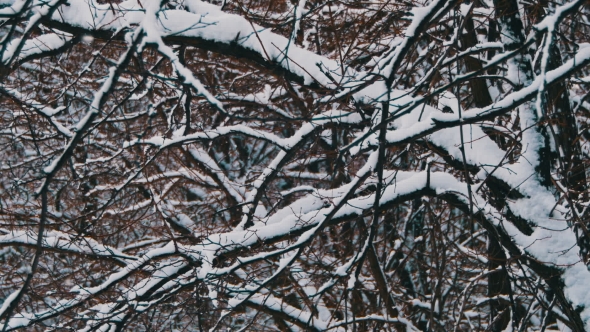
<box><xmin>3</xmin><ymin>0</ymin><xmax>590</xmax><ymax>330</ymax></box>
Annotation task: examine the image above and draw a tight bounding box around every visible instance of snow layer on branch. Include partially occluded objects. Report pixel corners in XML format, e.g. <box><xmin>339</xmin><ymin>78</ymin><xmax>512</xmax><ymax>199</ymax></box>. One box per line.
<box><xmin>48</xmin><ymin>0</ymin><xmax>352</xmax><ymax>88</ymax></box>
<box><xmin>1</xmin><ymin>33</ymin><xmax>70</xmax><ymax>64</ymax></box>
<box><xmin>0</xmin><ymin>230</ymin><xmax>135</xmax><ymax>261</ymax></box>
